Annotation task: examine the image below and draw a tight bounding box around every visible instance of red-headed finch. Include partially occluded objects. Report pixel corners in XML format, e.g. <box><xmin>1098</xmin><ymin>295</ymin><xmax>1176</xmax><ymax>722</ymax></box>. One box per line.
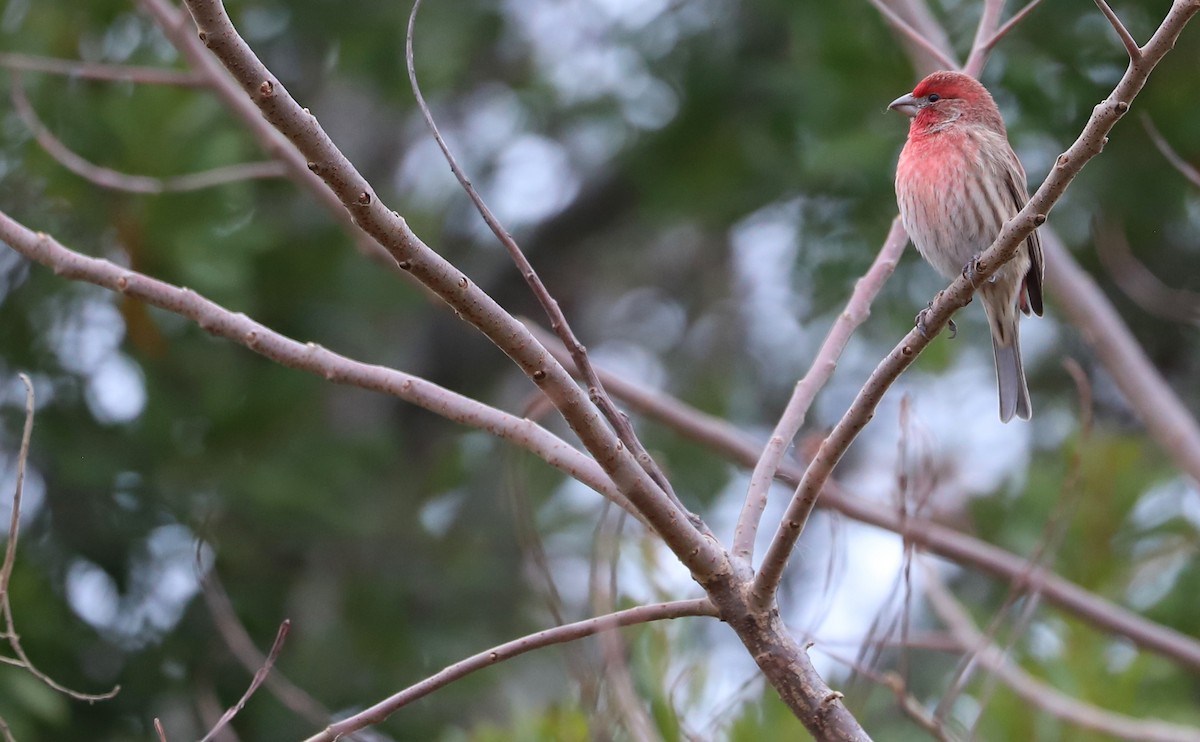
<box><xmin>890</xmin><ymin>71</ymin><xmax>1044</xmax><ymax>422</ymax></box>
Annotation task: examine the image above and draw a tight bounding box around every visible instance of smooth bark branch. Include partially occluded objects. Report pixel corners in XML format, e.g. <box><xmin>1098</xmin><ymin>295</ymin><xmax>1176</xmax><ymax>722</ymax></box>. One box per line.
<box><xmin>0</xmin><ymin>211</ymin><xmax>646</xmax><ymax>522</ymax></box>
<box><xmin>733</xmin><ymin>219</ymin><xmax>907</xmax><ymax>563</ymax></box>
<box><xmin>866</xmin><ymin>0</ymin><xmax>958</xmax><ymax>71</ymax></box>
<box><xmin>175</xmin><ymin>0</ymin><xmax>723</xmax><ymax>578</ymax></box>
<box><xmin>752</xmin><ymin>0</ymin><xmax>1200</xmax><ymax>609</ymax></box>
<box><xmin>301</xmin><ymin>599</ymin><xmax>717</xmax><ymax>742</ymax></box>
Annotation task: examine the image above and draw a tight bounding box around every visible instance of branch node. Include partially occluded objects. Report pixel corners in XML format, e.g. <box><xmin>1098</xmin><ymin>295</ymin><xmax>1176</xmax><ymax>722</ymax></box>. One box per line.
<box><xmin>258</xmin><ymin>79</ymin><xmax>274</xmax><ymax>98</ymax></box>
<box><xmin>1114</xmin><ymin>100</ymin><xmax>1129</xmax><ymax>113</ymax></box>
<box><xmin>531</xmin><ymin>369</ymin><xmax>547</xmax><ymax>382</ymax></box>
<box><xmin>356</xmin><ymin>191</ymin><xmax>371</xmax><ymax>206</ymax></box>
<box><xmin>1033</xmin><ymin>214</ymin><xmax>1047</xmax><ymax>226</ymax></box>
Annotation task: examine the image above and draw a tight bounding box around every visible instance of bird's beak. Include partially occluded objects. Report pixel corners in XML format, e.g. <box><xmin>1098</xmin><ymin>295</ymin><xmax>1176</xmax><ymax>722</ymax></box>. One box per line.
<box><xmin>888</xmin><ymin>93</ymin><xmax>921</xmax><ymax>118</ymax></box>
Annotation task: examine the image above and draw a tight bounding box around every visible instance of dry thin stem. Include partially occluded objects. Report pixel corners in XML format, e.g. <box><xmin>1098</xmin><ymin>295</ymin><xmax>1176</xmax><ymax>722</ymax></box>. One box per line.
<box><xmin>0</xmin><ymin>375</ymin><xmax>33</xmax><ymax>596</ymax></box>
<box><xmin>201</xmin><ymin>574</ymin><xmax>335</xmax><ymax>729</ymax></box>
<box><xmin>936</xmin><ymin>358</ymin><xmax>1094</xmax><ymax>726</ymax></box>
<box><xmin>10</xmin><ymin>74</ymin><xmax>286</xmax><ymax>194</ymax></box>
<box><xmin>732</xmin><ymin>218</ymin><xmax>907</xmax><ymax>563</ymax></box>
<box><xmin>0</xmin><ymin>51</ymin><xmax>208</xmax><ymax>87</ymax></box>
<box><xmin>1094</xmin><ymin>220</ymin><xmax>1200</xmax><ymax>326</ymax></box>
<box><xmin>197</xmin><ymin>620</ymin><xmax>290</xmax><ymax>742</ymax></box>
<box><xmin>752</xmin><ymin>0</ymin><xmax>1200</xmax><ymax>610</ymax></box>
<box><xmin>530</xmin><ymin>325</ymin><xmax>1200</xmax><ymax>671</ymax></box>
<box><xmin>301</xmin><ymin>599</ymin><xmax>717</xmax><ymax>742</ymax></box>
<box><xmin>978</xmin><ymin>0</ymin><xmax>1047</xmax><ymax>62</ymax></box>
<box><xmin>0</xmin><ymin>212</ymin><xmax>645</xmax><ymax>522</ymax></box>
<box><xmin>404</xmin><ymin>0</ymin><xmax>684</xmax><ymax>513</ymax></box>
<box><xmin>0</xmin><ymin>375</ymin><xmax>120</xmax><ymax>703</ymax></box>
<box><xmin>1142</xmin><ymin>113</ymin><xmax>1200</xmax><ymax>189</ymax></box>
<box><xmin>866</xmin><ymin>0</ymin><xmax>959</xmax><ymax>71</ymax></box>
<box><xmin>923</xmin><ymin>565</ymin><xmax>1200</xmax><ymax>742</ymax></box>
<box><xmin>1094</xmin><ymin>0</ymin><xmax>1143</xmax><ymax>60</ymax></box>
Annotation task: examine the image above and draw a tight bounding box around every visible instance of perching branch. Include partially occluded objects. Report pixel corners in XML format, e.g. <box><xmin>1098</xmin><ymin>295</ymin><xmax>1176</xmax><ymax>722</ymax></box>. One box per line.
<box><xmin>301</xmin><ymin>599</ymin><xmax>717</xmax><ymax>742</ymax></box>
<box><xmin>753</xmin><ymin>0</ymin><xmax>1200</xmax><ymax>609</ymax></box>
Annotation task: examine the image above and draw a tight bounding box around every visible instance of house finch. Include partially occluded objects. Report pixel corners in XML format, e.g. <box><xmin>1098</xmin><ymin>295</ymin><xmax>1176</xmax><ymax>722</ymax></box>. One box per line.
<box><xmin>890</xmin><ymin>71</ymin><xmax>1044</xmax><ymax>422</ymax></box>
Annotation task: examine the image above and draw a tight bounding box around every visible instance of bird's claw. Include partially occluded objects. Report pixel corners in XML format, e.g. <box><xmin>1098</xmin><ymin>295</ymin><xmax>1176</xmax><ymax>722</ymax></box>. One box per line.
<box><xmin>915</xmin><ymin>295</ymin><xmax>957</xmax><ymax>339</ymax></box>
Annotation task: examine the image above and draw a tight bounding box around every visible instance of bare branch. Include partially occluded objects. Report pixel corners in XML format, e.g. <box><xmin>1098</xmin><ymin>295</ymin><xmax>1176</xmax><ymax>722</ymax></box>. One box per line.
<box><xmin>733</xmin><ymin>218</ymin><xmax>907</xmax><ymax>563</ymax></box>
<box><xmin>0</xmin><ymin>212</ymin><xmax>645</xmax><ymax>521</ymax></box>
<box><xmin>866</xmin><ymin>0</ymin><xmax>959</xmax><ymax>72</ymax></box>
<box><xmin>202</xmin><ymin>574</ymin><xmax>334</xmax><ymax>729</ymax></box>
<box><xmin>1</xmin><ymin>375</ymin><xmax>121</xmax><ymax>703</ymax></box>
<box><xmin>404</xmin><ymin>0</ymin><xmax>685</xmax><ymax>515</ymax></box>
<box><xmin>964</xmin><ymin>0</ymin><xmax>1008</xmax><ymax>76</ymax></box>
<box><xmin>198</xmin><ymin>620</ymin><xmax>290</xmax><ymax>742</ymax></box>
<box><xmin>529</xmin><ymin>325</ymin><xmax>1200</xmax><ymax>672</ymax></box>
<box><xmin>924</xmin><ymin>565</ymin><xmax>1200</xmax><ymax>742</ymax></box>
<box><xmin>1142</xmin><ymin>113</ymin><xmax>1200</xmax><ymax>189</ymax></box>
<box><xmin>1094</xmin><ymin>0</ymin><xmax>1143</xmax><ymax>60</ymax></box>
<box><xmin>752</xmin><ymin>0</ymin><xmax>1200</xmax><ymax>610</ymax></box>
<box><xmin>1044</xmin><ymin>228</ymin><xmax>1200</xmax><ymax>483</ymax></box>
<box><xmin>301</xmin><ymin>599</ymin><xmax>717</xmax><ymax>742</ymax></box>
<box><xmin>174</xmin><ymin>0</ymin><xmax>721</xmax><ymax>577</ymax></box>
<box><xmin>10</xmin><ymin>74</ymin><xmax>287</xmax><ymax>194</ymax></box>
<box><xmin>975</xmin><ymin>0</ymin><xmax>1047</xmax><ymax>69</ymax></box>
<box><xmin>0</xmin><ymin>51</ymin><xmax>207</xmax><ymax>87</ymax></box>
<box><xmin>1094</xmin><ymin>220</ymin><xmax>1200</xmax><ymax>326</ymax></box>
<box><xmin>136</xmin><ymin>0</ymin><xmax>400</xmax><ymax>268</ymax></box>
<box><xmin>0</xmin><ymin>375</ymin><xmax>34</xmax><ymax>597</ymax></box>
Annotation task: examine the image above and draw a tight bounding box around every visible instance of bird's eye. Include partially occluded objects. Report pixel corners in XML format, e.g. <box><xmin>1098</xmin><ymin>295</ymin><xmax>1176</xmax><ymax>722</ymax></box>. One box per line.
<box><xmin>927</xmin><ymin>93</ymin><xmax>941</xmax><ymax>102</ymax></box>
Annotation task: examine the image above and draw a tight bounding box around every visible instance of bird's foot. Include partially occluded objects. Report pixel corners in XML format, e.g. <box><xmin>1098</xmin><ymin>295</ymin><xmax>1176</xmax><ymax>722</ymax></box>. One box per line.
<box><xmin>915</xmin><ymin>294</ymin><xmax>956</xmax><ymax>339</ymax></box>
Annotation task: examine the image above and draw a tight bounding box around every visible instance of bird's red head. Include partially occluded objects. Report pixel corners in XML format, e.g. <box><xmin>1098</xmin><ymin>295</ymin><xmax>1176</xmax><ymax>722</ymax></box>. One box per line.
<box><xmin>890</xmin><ymin>71</ymin><xmax>1005</xmax><ymax>135</ymax></box>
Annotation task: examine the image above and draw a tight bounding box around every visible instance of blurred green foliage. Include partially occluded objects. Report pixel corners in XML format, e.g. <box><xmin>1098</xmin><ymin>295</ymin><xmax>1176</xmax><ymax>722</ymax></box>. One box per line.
<box><xmin>1</xmin><ymin>0</ymin><xmax>1199</xmax><ymax>740</ymax></box>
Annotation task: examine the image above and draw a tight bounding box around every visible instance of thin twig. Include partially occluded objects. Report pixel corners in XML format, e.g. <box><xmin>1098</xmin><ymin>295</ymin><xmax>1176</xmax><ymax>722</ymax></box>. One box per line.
<box><xmin>1142</xmin><ymin>113</ymin><xmax>1200</xmax><ymax>189</ymax></box>
<box><xmin>10</xmin><ymin>74</ymin><xmax>287</xmax><ymax>193</ymax></box>
<box><xmin>1094</xmin><ymin>219</ymin><xmax>1200</xmax><ymax>326</ymax></box>
<box><xmin>201</xmin><ymin>573</ymin><xmax>334</xmax><ymax>729</ymax></box>
<box><xmin>977</xmin><ymin>0</ymin><xmax>1047</xmax><ymax>64</ymax></box>
<box><xmin>0</xmin><ymin>375</ymin><xmax>121</xmax><ymax>703</ymax></box>
<box><xmin>924</xmin><ymin>564</ymin><xmax>1200</xmax><ymax>742</ymax></box>
<box><xmin>0</xmin><ymin>51</ymin><xmax>208</xmax><ymax>87</ymax></box>
<box><xmin>404</xmin><ymin>0</ymin><xmax>686</xmax><ymax>516</ymax></box>
<box><xmin>866</xmin><ymin>0</ymin><xmax>959</xmax><ymax>71</ymax></box>
<box><xmin>198</xmin><ymin>620</ymin><xmax>290</xmax><ymax>742</ymax></box>
<box><xmin>751</xmin><ymin>0</ymin><xmax>1199</xmax><ymax>610</ymax></box>
<box><xmin>301</xmin><ymin>599</ymin><xmax>717</xmax><ymax>742</ymax></box>
<box><xmin>1094</xmin><ymin>0</ymin><xmax>1143</xmax><ymax>60</ymax></box>
<box><xmin>0</xmin><ymin>375</ymin><xmax>34</xmax><ymax>596</ymax></box>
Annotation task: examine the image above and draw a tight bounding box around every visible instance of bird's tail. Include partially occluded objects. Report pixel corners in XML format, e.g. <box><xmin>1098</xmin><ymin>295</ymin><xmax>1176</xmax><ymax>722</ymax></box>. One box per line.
<box><xmin>991</xmin><ymin>320</ymin><xmax>1031</xmax><ymax>423</ymax></box>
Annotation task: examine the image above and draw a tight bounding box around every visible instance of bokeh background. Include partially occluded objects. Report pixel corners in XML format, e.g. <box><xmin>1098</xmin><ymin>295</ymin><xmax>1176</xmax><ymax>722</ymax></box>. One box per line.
<box><xmin>1</xmin><ymin>0</ymin><xmax>1199</xmax><ymax>739</ymax></box>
